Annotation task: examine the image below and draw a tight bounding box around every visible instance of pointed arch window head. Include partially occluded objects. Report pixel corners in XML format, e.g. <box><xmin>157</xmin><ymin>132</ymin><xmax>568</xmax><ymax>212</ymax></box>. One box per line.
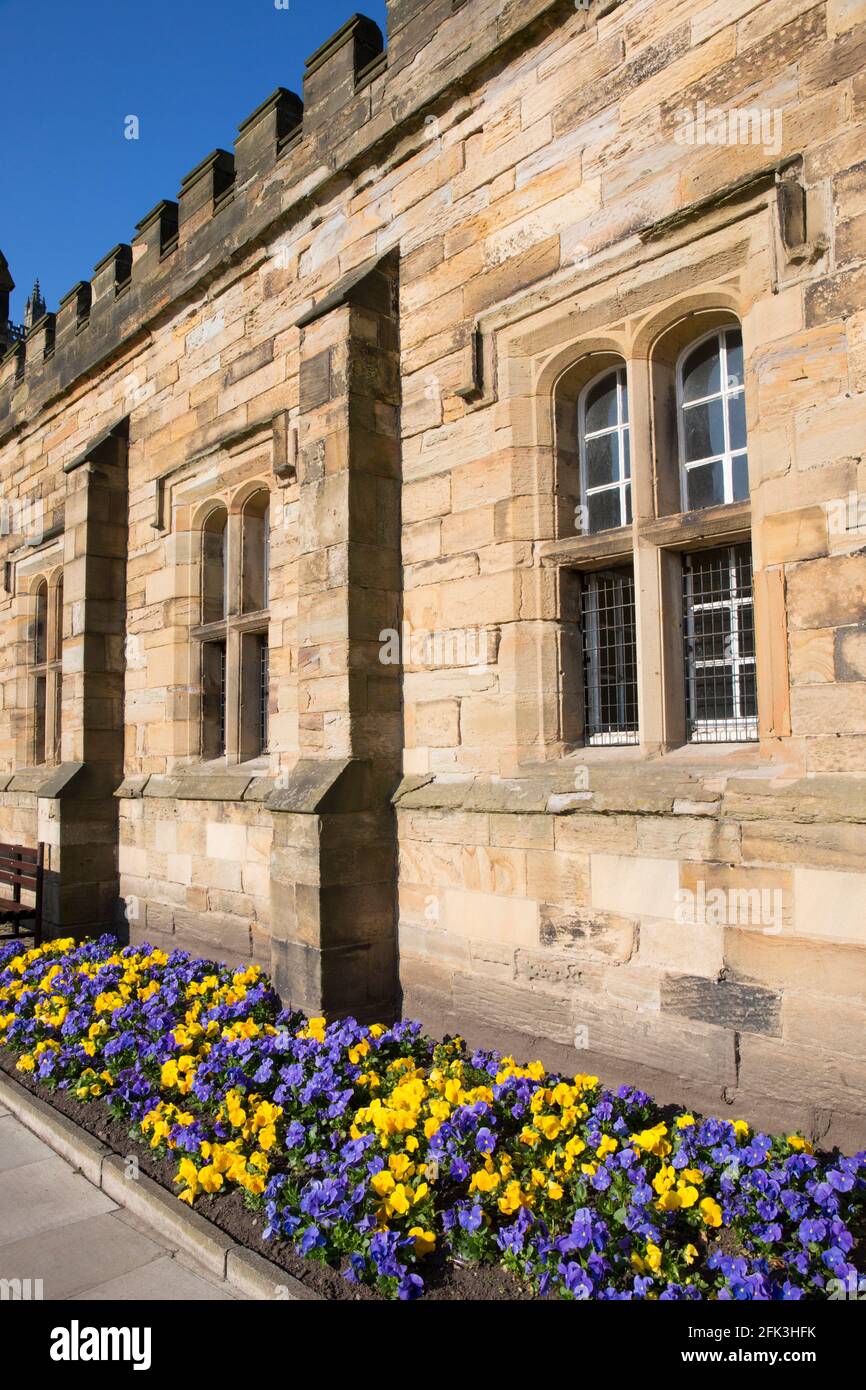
<box><xmin>678</xmin><ymin>327</ymin><xmax>748</xmax><ymax>511</ymax></box>
<box><xmin>579</xmin><ymin>367</ymin><xmax>631</xmax><ymax>535</ymax></box>
<box><xmin>201</xmin><ymin>506</ymin><xmax>228</xmax><ymax>625</ymax></box>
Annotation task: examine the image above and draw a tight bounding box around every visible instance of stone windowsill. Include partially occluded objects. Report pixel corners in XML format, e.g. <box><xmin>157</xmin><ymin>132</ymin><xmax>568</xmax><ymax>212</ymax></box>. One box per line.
<box><xmin>392</xmin><ymin>764</ymin><xmax>866</xmax><ymax>826</ymax></box>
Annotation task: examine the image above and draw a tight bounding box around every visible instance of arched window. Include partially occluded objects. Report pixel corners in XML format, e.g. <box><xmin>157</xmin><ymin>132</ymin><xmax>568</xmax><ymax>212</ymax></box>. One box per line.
<box><xmin>31</xmin><ymin>576</ymin><xmax>62</xmax><ymax>765</ymax></box>
<box><xmin>241</xmin><ymin>490</ymin><xmax>270</xmax><ymax>614</ymax></box>
<box><xmin>33</xmin><ymin>580</ymin><xmax>48</xmax><ymax>665</ymax></box>
<box><xmin>678</xmin><ymin>326</ymin><xmax>748</xmax><ymax>511</ymax></box>
<box><xmin>196</xmin><ymin>492</ymin><xmax>271</xmax><ymax>763</ymax></box>
<box><xmin>201</xmin><ymin>506</ymin><xmax>228</xmax><ymax>625</ymax></box>
<box><xmin>240</xmin><ymin>490</ymin><xmax>270</xmax><ymax>758</ymax></box>
<box><xmin>579</xmin><ymin>366</ymin><xmax>631</xmax><ymax>534</ymax></box>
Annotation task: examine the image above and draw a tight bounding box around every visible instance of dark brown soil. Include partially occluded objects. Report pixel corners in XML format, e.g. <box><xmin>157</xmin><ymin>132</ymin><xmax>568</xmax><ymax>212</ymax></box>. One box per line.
<box><xmin>0</xmin><ymin>1048</ymin><xmax>533</xmax><ymax>1301</ymax></box>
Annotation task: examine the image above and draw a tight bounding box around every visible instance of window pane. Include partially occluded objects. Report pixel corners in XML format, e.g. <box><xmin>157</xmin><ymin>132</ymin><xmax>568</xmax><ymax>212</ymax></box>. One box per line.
<box><xmin>694</xmin><ymin>671</ymin><xmax>735</xmax><ymax>722</ymax></box>
<box><xmin>739</xmin><ymin>667</ymin><xmax>758</xmax><ymax>717</ymax></box>
<box><xmin>34</xmin><ymin>675</ymin><xmax>47</xmax><ymax>763</ymax></box>
<box><xmin>34</xmin><ymin>585</ymin><xmax>48</xmax><ymax>665</ymax></box>
<box><xmin>683</xmin><ymin>397</ymin><xmax>726</xmax><ymax>462</ymax></box>
<box><xmin>685</xmin><ymin>459</ymin><xmax>725</xmax><ymax>510</ymax></box>
<box><xmin>622</xmin><ymin>431</ymin><xmax>631</xmax><ymax>479</ymax></box>
<box><xmin>735</xmin><ymin>546</ymin><xmax>753</xmax><ymax>596</ymax></box>
<box><xmin>201</xmin><ymin>640</ymin><xmax>227</xmax><ymax>758</ymax></box>
<box><xmin>624</xmin><ymin>482</ymin><xmax>632</xmax><ymax>525</ymax></box>
<box><xmin>587</xmin><ymin>488</ymin><xmax>624</xmax><ymax>534</ymax></box>
<box><xmin>53</xmin><ymin>581</ymin><xmax>64</xmax><ymax>663</ymax></box>
<box><xmin>682</xmin><ymin>335</ymin><xmax>721</xmax><ymax>402</ymax></box>
<box><xmin>53</xmin><ymin>674</ymin><xmax>62</xmax><ymax>762</ymax></box>
<box><xmin>689</xmin><ymin>551</ymin><xmax>731</xmax><ymax>601</ymax></box>
<box><xmin>693</xmin><ymin>607</ymin><xmax>731</xmax><ymax>662</ymax></box>
<box><xmin>728</xmin><ymin>390</ymin><xmax>747</xmax><ymax>452</ymax></box>
<box><xmin>260</xmin><ymin>640</ymin><xmax>269</xmax><ymax>754</ymax></box>
<box><xmin>581</xmin><ymin>569</ymin><xmax>638</xmax><ymax>744</ymax></box>
<box><xmin>202</xmin><ymin>512</ymin><xmax>228</xmax><ymax>624</ymax></box>
<box><xmin>725</xmin><ymin>329</ymin><xmax>744</xmax><ymax>387</ymax></box>
<box><xmin>585</xmin><ymin>433</ymin><xmax>618</xmax><ymax>489</ymax></box>
<box><xmin>242</xmin><ymin>495</ymin><xmax>270</xmax><ymax>614</ymax></box>
<box><xmin>584</xmin><ymin>372</ymin><xmax>619</xmax><ymax>432</ymax></box>
<box><xmin>732</xmin><ymin>452</ymin><xmax>749</xmax><ymax>502</ymax></box>
<box><xmin>684</xmin><ymin>544</ymin><xmax>757</xmax><ymax>743</ymax></box>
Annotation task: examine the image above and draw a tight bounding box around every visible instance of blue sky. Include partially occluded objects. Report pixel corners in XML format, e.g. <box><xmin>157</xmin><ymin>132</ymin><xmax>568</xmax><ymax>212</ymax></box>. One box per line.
<box><xmin>0</xmin><ymin>0</ymin><xmax>388</xmax><ymax>323</ymax></box>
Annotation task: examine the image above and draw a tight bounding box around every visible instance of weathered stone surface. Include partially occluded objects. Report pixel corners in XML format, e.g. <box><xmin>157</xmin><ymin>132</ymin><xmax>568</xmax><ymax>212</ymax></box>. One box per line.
<box><xmin>1</xmin><ymin>0</ymin><xmax>865</xmax><ymax>1137</ymax></box>
<box><xmin>660</xmin><ymin>974</ymin><xmax>783</xmax><ymax>1037</ymax></box>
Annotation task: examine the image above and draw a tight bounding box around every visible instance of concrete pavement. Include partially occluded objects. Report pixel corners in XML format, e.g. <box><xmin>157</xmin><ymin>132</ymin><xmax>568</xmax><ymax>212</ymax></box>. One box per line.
<box><xmin>0</xmin><ymin>1097</ymin><xmax>242</xmax><ymax>1300</ymax></box>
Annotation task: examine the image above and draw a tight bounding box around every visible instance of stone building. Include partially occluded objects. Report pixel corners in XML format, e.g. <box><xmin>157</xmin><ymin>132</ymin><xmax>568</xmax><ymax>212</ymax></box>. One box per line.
<box><xmin>1</xmin><ymin>0</ymin><xmax>865</xmax><ymax>1145</ymax></box>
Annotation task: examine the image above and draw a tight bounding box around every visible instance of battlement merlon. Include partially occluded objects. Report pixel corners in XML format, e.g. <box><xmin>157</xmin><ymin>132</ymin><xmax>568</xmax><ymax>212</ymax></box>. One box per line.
<box><xmin>0</xmin><ymin>0</ymin><xmax>599</xmax><ymax>438</ymax></box>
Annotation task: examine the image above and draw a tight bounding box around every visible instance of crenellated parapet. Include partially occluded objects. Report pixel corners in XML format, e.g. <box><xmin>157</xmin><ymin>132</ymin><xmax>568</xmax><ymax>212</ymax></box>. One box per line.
<box><xmin>0</xmin><ymin>0</ymin><xmax>579</xmax><ymax>439</ymax></box>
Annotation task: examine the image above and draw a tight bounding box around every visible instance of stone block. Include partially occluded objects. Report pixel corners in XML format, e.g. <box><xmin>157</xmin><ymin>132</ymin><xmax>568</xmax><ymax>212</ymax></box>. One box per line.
<box><xmin>590</xmin><ymin>853</ymin><xmax>680</xmax><ymax>920</ymax></box>
<box><xmin>539</xmin><ymin>904</ymin><xmax>636</xmax><ymax>963</ymax></box>
<box><xmin>442</xmin><ymin>888</ymin><xmax>539</xmax><ymax>947</ymax></box>
<box><xmin>660</xmin><ymin>973</ymin><xmax>782</xmax><ymax>1037</ymax></box>
<box><xmin>725</xmin><ymin>929</ymin><xmax>866</xmax><ymax>999</ymax></box>
<box><xmin>793</xmin><ymin>866</ymin><xmax>866</xmax><ymax>942</ymax></box>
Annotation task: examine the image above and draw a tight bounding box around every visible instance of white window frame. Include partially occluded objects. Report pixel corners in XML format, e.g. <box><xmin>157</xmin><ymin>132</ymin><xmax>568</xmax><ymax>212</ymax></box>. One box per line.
<box><xmin>676</xmin><ymin>326</ymin><xmax>748</xmax><ymax>512</ymax></box>
<box><xmin>578</xmin><ymin>365</ymin><xmax>632</xmax><ymax>535</ymax></box>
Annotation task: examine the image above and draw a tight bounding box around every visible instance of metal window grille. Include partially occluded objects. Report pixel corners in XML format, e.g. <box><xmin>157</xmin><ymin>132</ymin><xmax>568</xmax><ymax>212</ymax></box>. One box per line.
<box><xmin>218</xmin><ymin>643</ymin><xmax>227</xmax><ymax>755</ymax></box>
<box><xmin>259</xmin><ymin>639</ymin><xmax>269</xmax><ymax>754</ymax></box>
<box><xmin>34</xmin><ymin>675</ymin><xmax>47</xmax><ymax>764</ymax></box>
<box><xmin>53</xmin><ymin>674</ymin><xmax>62</xmax><ymax>763</ymax></box>
<box><xmin>581</xmin><ymin>568</ymin><xmax>639</xmax><ymax>744</ymax></box>
<box><xmin>579</xmin><ymin>366</ymin><xmax>632</xmax><ymax>535</ymax></box>
<box><xmin>683</xmin><ymin>544</ymin><xmax>757</xmax><ymax>743</ymax></box>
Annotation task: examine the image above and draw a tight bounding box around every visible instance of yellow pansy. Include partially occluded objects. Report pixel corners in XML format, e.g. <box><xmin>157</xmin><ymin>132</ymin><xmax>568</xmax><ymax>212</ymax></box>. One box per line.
<box><xmin>700</xmin><ymin>1197</ymin><xmax>723</xmax><ymax>1227</ymax></box>
<box><xmin>409</xmin><ymin>1227</ymin><xmax>436</xmax><ymax>1257</ymax></box>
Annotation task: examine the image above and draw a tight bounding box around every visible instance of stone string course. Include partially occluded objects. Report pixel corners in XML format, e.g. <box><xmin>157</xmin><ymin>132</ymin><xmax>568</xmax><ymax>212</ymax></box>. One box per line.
<box><xmin>1</xmin><ymin>0</ymin><xmax>865</xmax><ymax>1146</ymax></box>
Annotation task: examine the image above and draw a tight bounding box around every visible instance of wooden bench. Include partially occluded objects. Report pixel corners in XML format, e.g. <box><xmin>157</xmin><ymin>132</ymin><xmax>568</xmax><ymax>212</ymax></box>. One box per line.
<box><xmin>0</xmin><ymin>842</ymin><xmax>45</xmax><ymax>947</ymax></box>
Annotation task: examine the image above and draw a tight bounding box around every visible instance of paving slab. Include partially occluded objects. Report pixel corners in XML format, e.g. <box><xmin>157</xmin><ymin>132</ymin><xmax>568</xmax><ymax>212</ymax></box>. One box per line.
<box><xmin>0</xmin><ymin>1103</ymin><xmax>243</xmax><ymax>1300</ymax></box>
<box><xmin>75</xmin><ymin>1253</ymin><xmax>238</xmax><ymax>1302</ymax></box>
<box><xmin>0</xmin><ymin>1112</ymin><xmax>57</xmax><ymax>1172</ymax></box>
<box><xmin>0</xmin><ymin>1211</ymin><xmax>167</xmax><ymax>1300</ymax></box>
<box><xmin>0</xmin><ymin>1154</ymin><xmax>117</xmax><ymax>1245</ymax></box>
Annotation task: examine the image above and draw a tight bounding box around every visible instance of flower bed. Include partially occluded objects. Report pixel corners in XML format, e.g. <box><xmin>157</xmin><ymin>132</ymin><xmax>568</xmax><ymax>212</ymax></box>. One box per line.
<box><xmin>1</xmin><ymin>935</ymin><xmax>863</xmax><ymax>1301</ymax></box>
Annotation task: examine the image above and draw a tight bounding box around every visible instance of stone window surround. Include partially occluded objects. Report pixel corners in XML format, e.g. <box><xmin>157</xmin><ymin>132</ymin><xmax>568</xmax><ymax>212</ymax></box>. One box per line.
<box><xmin>17</xmin><ymin>549</ymin><xmax>64</xmax><ymax>771</ymax></box>
<box><xmin>544</xmin><ymin>304</ymin><xmax>756</xmax><ymax>761</ymax></box>
<box><xmin>559</xmin><ymin>310</ymin><xmax>753</xmax><ymax>754</ymax></box>
<box><xmin>496</xmin><ymin>264</ymin><xmax>786</xmax><ymax>768</ymax></box>
<box><xmin>187</xmin><ymin>481</ymin><xmax>272</xmax><ymax>768</ymax></box>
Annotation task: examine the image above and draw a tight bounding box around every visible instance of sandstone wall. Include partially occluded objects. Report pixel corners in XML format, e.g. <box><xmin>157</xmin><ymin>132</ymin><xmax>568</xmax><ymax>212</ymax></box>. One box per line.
<box><xmin>0</xmin><ymin>0</ymin><xmax>864</xmax><ymax>1139</ymax></box>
